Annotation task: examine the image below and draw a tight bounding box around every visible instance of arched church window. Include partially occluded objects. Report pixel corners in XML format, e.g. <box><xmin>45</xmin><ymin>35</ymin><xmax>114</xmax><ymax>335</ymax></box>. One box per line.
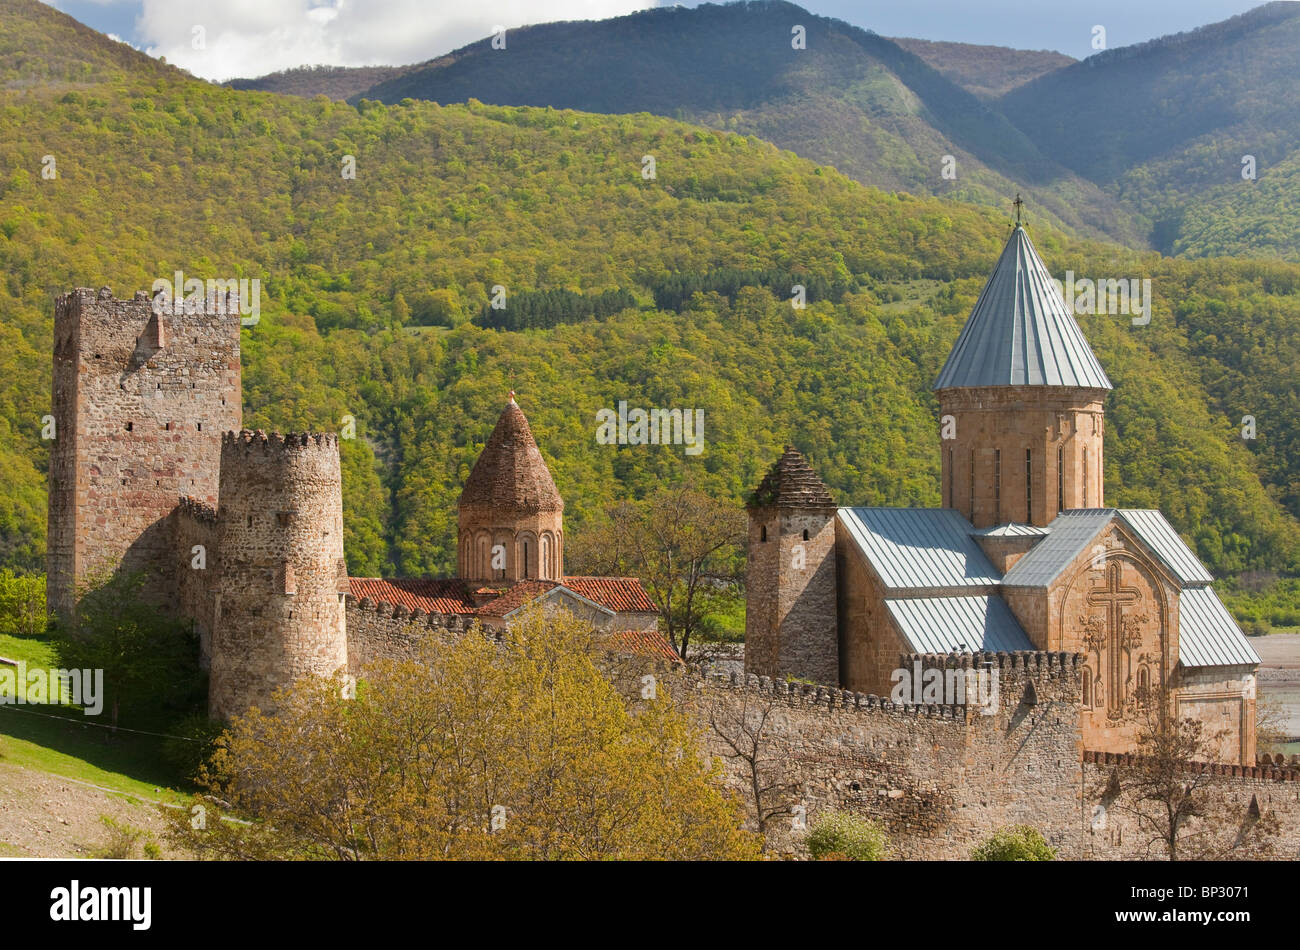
<box><xmin>523</xmin><ymin>541</ymin><xmax>530</xmax><ymax>579</ymax></box>
<box><xmin>802</xmin><ymin>529</ymin><xmax>809</xmax><ymax>541</ymax></box>
<box><xmin>1082</xmin><ymin>667</ymin><xmax>1093</xmax><ymax>707</ymax></box>
<box><xmin>1137</xmin><ymin>666</ymin><xmax>1150</xmax><ymax>700</ymax></box>
<box><xmin>760</xmin><ymin>525</ymin><xmax>767</xmax><ymax>542</ymax></box>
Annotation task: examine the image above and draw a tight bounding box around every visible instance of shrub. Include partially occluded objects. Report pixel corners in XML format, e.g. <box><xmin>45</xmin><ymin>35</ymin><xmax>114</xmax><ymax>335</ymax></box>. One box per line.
<box><xmin>971</xmin><ymin>824</ymin><xmax>1056</xmax><ymax>861</ymax></box>
<box><xmin>806</xmin><ymin>810</ymin><xmax>888</xmax><ymax>861</ymax></box>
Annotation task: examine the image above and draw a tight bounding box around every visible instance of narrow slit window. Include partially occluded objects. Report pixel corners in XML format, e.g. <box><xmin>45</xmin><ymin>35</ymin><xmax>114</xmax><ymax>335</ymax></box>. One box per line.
<box><xmin>1057</xmin><ymin>446</ymin><xmax>1064</xmax><ymax>513</ymax></box>
<box><xmin>1025</xmin><ymin>449</ymin><xmax>1033</xmax><ymax>522</ymax></box>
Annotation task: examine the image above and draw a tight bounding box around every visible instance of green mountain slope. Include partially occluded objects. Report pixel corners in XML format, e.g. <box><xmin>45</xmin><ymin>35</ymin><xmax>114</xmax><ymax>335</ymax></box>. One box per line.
<box><xmin>999</xmin><ymin>1</ymin><xmax>1300</xmax><ymax>258</ymax></box>
<box><xmin>889</xmin><ymin>38</ymin><xmax>1074</xmax><ymax>100</ymax></box>
<box><xmin>0</xmin><ymin>0</ymin><xmax>1297</xmax><ymax>595</ymax></box>
<box><xmin>346</xmin><ymin>0</ymin><xmax>1141</xmax><ymax>246</ymax></box>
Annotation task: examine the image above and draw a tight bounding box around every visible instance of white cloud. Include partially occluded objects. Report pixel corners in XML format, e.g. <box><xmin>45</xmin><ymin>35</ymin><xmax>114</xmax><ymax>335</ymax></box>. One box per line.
<box><xmin>136</xmin><ymin>0</ymin><xmax>659</xmax><ymax>82</ymax></box>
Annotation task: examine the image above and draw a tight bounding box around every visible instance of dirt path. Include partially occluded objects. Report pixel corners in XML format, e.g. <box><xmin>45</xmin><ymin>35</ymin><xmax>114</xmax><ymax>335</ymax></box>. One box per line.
<box><xmin>0</xmin><ymin>761</ymin><xmax>177</xmax><ymax>859</ymax></box>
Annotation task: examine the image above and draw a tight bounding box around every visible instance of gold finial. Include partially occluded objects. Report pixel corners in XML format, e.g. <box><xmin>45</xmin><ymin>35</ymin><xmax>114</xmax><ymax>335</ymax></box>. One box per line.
<box><xmin>508</xmin><ymin>389</ymin><xmax>517</xmax><ymax>404</ymax></box>
<box><xmin>1013</xmin><ymin>193</ymin><xmax>1024</xmax><ymax>226</ymax></box>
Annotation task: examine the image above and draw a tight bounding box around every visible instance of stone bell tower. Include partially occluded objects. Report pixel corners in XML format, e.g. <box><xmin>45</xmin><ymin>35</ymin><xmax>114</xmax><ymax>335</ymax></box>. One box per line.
<box><xmin>933</xmin><ymin>202</ymin><xmax>1112</xmax><ymax>528</ymax></box>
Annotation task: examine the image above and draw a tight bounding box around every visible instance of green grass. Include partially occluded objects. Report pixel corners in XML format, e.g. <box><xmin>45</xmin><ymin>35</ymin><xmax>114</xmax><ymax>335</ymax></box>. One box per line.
<box><xmin>0</xmin><ymin>706</ymin><xmax>187</xmax><ymax>800</ymax></box>
<box><xmin>0</xmin><ymin>630</ymin><xmax>190</xmax><ymax>800</ymax></box>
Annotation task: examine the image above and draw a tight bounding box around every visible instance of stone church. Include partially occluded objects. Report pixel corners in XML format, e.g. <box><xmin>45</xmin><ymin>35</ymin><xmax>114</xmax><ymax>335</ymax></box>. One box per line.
<box><xmin>744</xmin><ymin>222</ymin><xmax>1260</xmax><ymax>765</ymax></box>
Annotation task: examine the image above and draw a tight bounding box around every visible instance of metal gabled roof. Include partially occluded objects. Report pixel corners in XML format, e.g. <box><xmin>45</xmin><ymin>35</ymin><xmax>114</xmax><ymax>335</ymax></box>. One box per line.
<box><xmin>1000</xmin><ymin>509</ymin><xmax>1114</xmax><ymax>587</ymax></box>
<box><xmin>1177</xmin><ymin>586</ymin><xmax>1260</xmax><ymax>668</ymax></box>
<box><xmin>885</xmin><ymin>595</ymin><xmax>1034</xmax><ymax>654</ymax></box>
<box><xmin>1116</xmin><ymin>509</ymin><xmax>1213</xmax><ymax>587</ymax></box>
<box><xmin>933</xmin><ymin>226</ymin><xmax>1113</xmax><ymax>391</ymax></box>
<box><xmin>837</xmin><ymin>507</ymin><xmax>1001</xmax><ymax>591</ymax></box>
<box><xmin>968</xmin><ymin>522</ymin><xmax>1051</xmax><ymax>538</ymax></box>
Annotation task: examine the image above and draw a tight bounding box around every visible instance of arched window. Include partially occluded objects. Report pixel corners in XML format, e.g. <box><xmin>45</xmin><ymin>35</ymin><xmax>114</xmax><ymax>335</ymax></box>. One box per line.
<box><xmin>1082</xmin><ymin>667</ymin><xmax>1093</xmax><ymax>708</ymax></box>
<box><xmin>760</xmin><ymin>525</ymin><xmax>767</xmax><ymax>542</ymax></box>
<box><xmin>802</xmin><ymin>528</ymin><xmax>809</xmax><ymax>541</ymax></box>
<box><xmin>1137</xmin><ymin>666</ymin><xmax>1150</xmax><ymax>700</ymax></box>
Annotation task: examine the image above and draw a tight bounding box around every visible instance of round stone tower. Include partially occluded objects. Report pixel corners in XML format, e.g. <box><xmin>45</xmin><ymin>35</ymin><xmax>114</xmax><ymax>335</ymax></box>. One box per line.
<box><xmin>457</xmin><ymin>393</ymin><xmax>564</xmax><ymax>583</ymax></box>
<box><xmin>208</xmin><ymin>430</ymin><xmax>349</xmax><ymax>720</ymax></box>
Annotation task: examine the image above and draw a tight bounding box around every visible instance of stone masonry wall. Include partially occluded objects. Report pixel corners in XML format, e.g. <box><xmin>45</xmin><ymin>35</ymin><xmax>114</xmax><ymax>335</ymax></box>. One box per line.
<box><xmin>690</xmin><ymin>652</ymin><xmax>1086</xmax><ymax>859</ymax></box>
<box><xmin>48</xmin><ymin>287</ymin><xmax>241</xmax><ymax>619</ymax></box>
<box><xmin>208</xmin><ymin>431</ymin><xmax>348</xmax><ymax>719</ymax></box>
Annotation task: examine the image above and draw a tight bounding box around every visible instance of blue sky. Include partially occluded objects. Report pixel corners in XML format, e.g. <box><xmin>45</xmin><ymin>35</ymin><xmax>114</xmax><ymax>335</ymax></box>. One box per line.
<box><xmin>42</xmin><ymin>0</ymin><xmax>1269</xmax><ymax>81</ymax></box>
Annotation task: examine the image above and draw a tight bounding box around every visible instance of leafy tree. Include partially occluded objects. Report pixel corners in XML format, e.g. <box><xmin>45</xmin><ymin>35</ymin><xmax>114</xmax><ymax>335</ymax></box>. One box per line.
<box><xmin>577</xmin><ymin>484</ymin><xmax>745</xmax><ymax>660</ymax></box>
<box><xmin>0</xmin><ymin>568</ymin><xmax>45</xmax><ymax>636</ymax></box>
<box><xmin>165</xmin><ymin>607</ymin><xmax>760</xmax><ymax>860</ymax></box>
<box><xmin>51</xmin><ymin>572</ymin><xmax>202</xmax><ymax>729</ymax></box>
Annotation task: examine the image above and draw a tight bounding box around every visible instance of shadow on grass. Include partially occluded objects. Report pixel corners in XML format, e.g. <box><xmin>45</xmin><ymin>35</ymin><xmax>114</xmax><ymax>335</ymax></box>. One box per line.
<box><xmin>0</xmin><ymin>702</ymin><xmax>189</xmax><ymax>792</ymax></box>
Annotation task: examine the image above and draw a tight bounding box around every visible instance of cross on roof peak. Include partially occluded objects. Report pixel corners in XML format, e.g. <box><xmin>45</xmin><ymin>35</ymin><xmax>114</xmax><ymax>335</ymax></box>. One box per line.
<box><xmin>1013</xmin><ymin>193</ymin><xmax>1024</xmax><ymax>226</ymax></box>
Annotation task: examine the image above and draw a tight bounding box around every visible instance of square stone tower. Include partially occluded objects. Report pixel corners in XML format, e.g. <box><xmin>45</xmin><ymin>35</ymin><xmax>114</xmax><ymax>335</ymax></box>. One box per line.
<box><xmin>47</xmin><ymin>287</ymin><xmax>241</xmax><ymax>620</ymax></box>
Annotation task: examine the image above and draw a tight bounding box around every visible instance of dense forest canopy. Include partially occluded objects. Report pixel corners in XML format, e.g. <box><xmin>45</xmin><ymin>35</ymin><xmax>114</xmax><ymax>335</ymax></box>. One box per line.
<box><xmin>0</xmin><ymin>0</ymin><xmax>1297</xmax><ymax>624</ymax></box>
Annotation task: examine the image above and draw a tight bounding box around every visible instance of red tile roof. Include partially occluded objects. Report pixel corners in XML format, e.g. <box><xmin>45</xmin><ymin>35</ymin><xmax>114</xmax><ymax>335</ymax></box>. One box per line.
<box><xmin>349</xmin><ymin>576</ymin><xmax>658</xmax><ymax>618</ymax></box>
<box><xmin>564</xmin><ymin>577</ymin><xmax>658</xmax><ymax>613</ymax></box>
<box><xmin>349</xmin><ymin>578</ymin><xmax>476</xmax><ymax>615</ymax></box>
<box><xmin>609</xmin><ymin>629</ymin><xmax>683</xmax><ymax>665</ymax></box>
<box><xmin>474</xmin><ymin>580</ymin><xmax>559</xmax><ymax>618</ymax></box>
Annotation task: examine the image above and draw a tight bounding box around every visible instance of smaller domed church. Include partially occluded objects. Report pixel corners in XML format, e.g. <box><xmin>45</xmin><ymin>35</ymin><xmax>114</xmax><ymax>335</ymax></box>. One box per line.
<box><xmin>743</xmin><ymin>220</ymin><xmax>1260</xmax><ymax>765</ymax></box>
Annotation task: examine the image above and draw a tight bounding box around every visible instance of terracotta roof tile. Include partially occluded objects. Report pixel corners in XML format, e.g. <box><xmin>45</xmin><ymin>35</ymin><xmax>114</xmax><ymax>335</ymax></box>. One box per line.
<box><xmin>609</xmin><ymin>629</ymin><xmax>683</xmax><ymax>664</ymax></box>
<box><xmin>349</xmin><ymin>578</ymin><xmax>476</xmax><ymax>614</ymax></box>
<box><xmin>459</xmin><ymin>397</ymin><xmax>563</xmax><ymax>513</ymax></box>
<box><xmin>474</xmin><ymin>580</ymin><xmax>559</xmax><ymax>618</ymax></box>
<box><xmin>564</xmin><ymin>576</ymin><xmax>658</xmax><ymax>612</ymax></box>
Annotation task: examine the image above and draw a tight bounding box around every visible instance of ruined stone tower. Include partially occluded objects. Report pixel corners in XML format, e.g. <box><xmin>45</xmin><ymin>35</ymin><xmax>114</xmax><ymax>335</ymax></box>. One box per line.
<box><xmin>744</xmin><ymin>446</ymin><xmax>838</xmax><ymax>684</ymax></box>
<box><xmin>48</xmin><ymin>287</ymin><xmax>241</xmax><ymax>620</ymax></box>
<box><xmin>208</xmin><ymin>431</ymin><xmax>349</xmax><ymax>719</ymax></box>
<box><xmin>457</xmin><ymin>394</ymin><xmax>564</xmax><ymax>583</ymax></box>
<box><xmin>933</xmin><ymin>225</ymin><xmax>1112</xmax><ymax>528</ymax></box>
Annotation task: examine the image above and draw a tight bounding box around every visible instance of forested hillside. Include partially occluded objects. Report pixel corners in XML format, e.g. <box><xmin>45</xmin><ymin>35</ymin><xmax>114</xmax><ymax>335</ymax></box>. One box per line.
<box><xmin>2</xmin><ymin>0</ymin><xmax>1298</xmax><ymax>610</ymax></box>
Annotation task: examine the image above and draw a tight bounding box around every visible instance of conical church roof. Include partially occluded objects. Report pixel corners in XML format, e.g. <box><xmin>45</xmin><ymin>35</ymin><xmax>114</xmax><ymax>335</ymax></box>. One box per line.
<box><xmin>459</xmin><ymin>395</ymin><xmax>563</xmax><ymax>513</ymax></box>
<box><xmin>748</xmin><ymin>445</ymin><xmax>835</xmax><ymax>509</ymax></box>
<box><xmin>933</xmin><ymin>225</ymin><xmax>1112</xmax><ymax>391</ymax></box>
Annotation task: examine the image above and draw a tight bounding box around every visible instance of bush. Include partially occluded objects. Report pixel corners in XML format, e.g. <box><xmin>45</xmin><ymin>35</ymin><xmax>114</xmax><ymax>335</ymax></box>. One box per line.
<box><xmin>0</xmin><ymin>569</ymin><xmax>46</xmax><ymax>636</ymax></box>
<box><xmin>805</xmin><ymin>810</ymin><xmax>888</xmax><ymax>861</ymax></box>
<box><xmin>971</xmin><ymin>825</ymin><xmax>1056</xmax><ymax>861</ymax></box>
<box><xmin>162</xmin><ymin>714</ymin><xmax>227</xmax><ymax>784</ymax></box>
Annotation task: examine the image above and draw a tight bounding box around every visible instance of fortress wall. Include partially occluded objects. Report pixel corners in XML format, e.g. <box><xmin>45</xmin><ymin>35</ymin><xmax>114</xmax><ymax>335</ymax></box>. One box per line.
<box><xmin>208</xmin><ymin>431</ymin><xmax>348</xmax><ymax>718</ymax></box>
<box><xmin>174</xmin><ymin>497</ymin><xmax>218</xmax><ymax>668</ymax></box>
<box><xmin>343</xmin><ymin>597</ymin><xmax>471</xmax><ymax>674</ymax></box>
<box><xmin>48</xmin><ymin>287</ymin><xmax>240</xmax><ymax>619</ymax></box>
<box><xmin>689</xmin><ymin>652</ymin><xmax>1086</xmax><ymax>859</ymax></box>
<box><xmin>1082</xmin><ymin>752</ymin><xmax>1300</xmax><ymax>860</ymax></box>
